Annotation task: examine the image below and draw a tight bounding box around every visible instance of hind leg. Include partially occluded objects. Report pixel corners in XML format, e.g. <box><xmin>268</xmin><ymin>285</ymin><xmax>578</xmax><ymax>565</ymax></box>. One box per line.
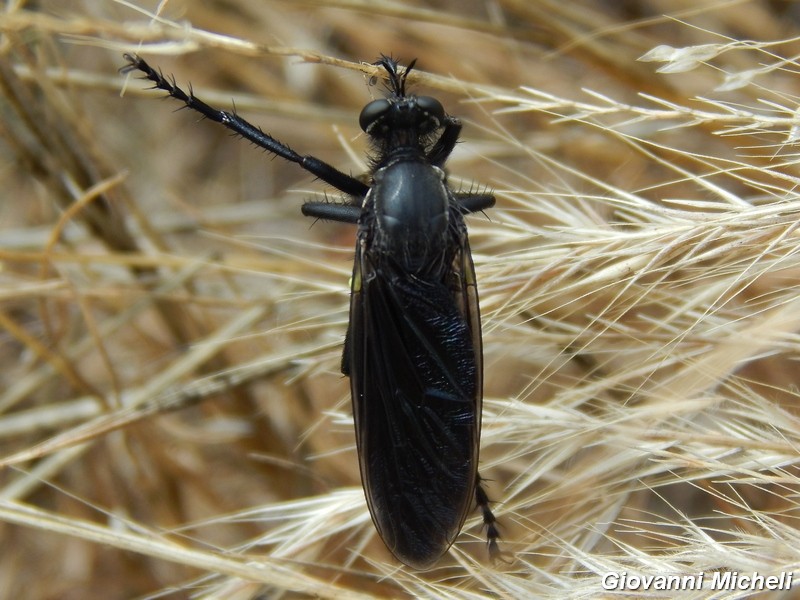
<box><xmin>476</xmin><ymin>474</ymin><xmax>504</xmax><ymax>562</ymax></box>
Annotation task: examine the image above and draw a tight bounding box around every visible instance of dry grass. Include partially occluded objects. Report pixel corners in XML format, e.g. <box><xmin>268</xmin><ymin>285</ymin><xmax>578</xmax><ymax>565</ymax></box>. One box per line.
<box><xmin>2</xmin><ymin>0</ymin><xmax>800</xmax><ymax>598</ymax></box>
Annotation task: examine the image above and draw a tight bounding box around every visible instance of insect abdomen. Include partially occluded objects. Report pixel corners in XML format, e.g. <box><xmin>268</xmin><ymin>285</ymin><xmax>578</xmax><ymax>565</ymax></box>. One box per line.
<box><xmin>350</xmin><ymin>192</ymin><xmax>480</xmax><ymax>568</ymax></box>
<box><xmin>353</xmin><ymin>273</ymin><xmax>479</xmax><ymax>569</ymax></box>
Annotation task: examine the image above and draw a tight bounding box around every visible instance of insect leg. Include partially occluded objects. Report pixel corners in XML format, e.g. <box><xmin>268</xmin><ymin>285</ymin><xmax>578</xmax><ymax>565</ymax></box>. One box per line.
<box><xmin>427</xmin><ymin>116</ymin><xmax>462</xmax><ymax>167</ymax></box>
<box><xmin>122</xmin><ymin>54</ymin><xmax>369</xmax><ymax>198</ymax></box>
<box><xmin>301</xmin><ymin>201</ymin><xmax>362</xmax><ymax>223</ymax></box>
<box><xmin>475</xmin><ymin>474</ymin><xmax>503</xmax><ymax>562</ymax></box>
<box><xmin>455</xmin><ymin>191</ymin><xmax>496</xmax><ymax>214</ymax></box>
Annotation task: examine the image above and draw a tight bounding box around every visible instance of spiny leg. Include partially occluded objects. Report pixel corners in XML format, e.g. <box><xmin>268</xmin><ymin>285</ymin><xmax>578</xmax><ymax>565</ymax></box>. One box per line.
<box><xmin>455</xmin><ymin>191</ymin><xmax>496</xmax><ymax>214</ymax></box>
<box><xmin>122</xmin><ymin>54</ymin><xmax>369</xmax><ymax>199</ymax></box>
<box><xmin>301</xmin><ymin>201</ymin><xmax>362</xmax><ymax>223</ymax></box>
<box><xmin>476</xmin><ymin>474</ymin><xmax>506</xmax><ymax>563</ymax></box>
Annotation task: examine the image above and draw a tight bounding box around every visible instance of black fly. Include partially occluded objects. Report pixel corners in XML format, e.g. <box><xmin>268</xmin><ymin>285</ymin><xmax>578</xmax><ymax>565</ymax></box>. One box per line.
<box><xmin>122</xmin><ymin>53</ymin><xmax>499</xmax><ymax>569</ymax></box>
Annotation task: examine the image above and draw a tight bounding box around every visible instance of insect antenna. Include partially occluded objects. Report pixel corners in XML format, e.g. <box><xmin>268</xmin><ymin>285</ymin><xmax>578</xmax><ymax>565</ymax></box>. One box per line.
<box><xmin>374</xmin><ymin>55</ymin><xmax>416</xmax><ymax>97</ymax></box>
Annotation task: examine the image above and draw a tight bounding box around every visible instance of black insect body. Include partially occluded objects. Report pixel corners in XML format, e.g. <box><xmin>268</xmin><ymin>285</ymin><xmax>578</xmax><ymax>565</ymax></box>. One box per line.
<box><xmin>122</xmin><ymin>54</ymin><xmax>499</xmax><ymax>569</ymax></box>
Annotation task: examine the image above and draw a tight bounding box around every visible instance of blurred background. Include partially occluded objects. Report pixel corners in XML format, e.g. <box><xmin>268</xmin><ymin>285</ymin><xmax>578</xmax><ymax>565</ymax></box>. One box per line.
<box><xmin>2</xmin><ymin>1</ymin><xmax>800</xmax><ymax>597</ymax></box>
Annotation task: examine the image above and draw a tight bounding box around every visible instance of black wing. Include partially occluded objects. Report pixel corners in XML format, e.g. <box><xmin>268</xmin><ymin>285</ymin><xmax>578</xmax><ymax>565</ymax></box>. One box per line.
<box><xmin>348</xmin><ymin>210</ymin><xmax>483</xmax><ymax>569</ymax></box>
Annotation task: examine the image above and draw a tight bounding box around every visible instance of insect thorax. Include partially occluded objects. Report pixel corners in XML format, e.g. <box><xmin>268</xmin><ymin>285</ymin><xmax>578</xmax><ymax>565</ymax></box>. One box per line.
<box><xmin>369</xmin><ymin>159</ymin><xmax>451</xmax><ymax>274</ymax></box>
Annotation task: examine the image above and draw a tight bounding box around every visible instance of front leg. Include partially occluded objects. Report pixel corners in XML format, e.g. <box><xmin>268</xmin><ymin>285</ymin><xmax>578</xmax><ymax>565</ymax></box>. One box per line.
<box><xmin>427</xmin><ymin>116</ymin><xmax>462</xmax><ymax>167</ymax></box>
<box><xmin>122</xmin><ymin>54</ymin><xmax>369</xmax><ymax>198</ymax></box>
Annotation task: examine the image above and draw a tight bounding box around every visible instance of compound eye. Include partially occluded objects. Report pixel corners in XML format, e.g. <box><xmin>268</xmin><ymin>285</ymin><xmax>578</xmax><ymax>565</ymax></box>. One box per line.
<box><xmin>416</xmin><ymin>96</ymin><xmax>445</xmax><ymax>125</ymax></box>
<box><xmin>359</xmin><ymin>99</ymin><xmax>391</xmax><ymax>132</ymax></box>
